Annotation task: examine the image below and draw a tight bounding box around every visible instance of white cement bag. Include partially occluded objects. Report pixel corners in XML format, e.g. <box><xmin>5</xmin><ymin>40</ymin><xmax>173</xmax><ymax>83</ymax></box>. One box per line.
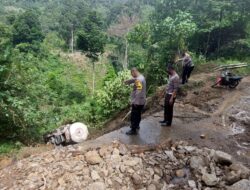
<box><xmin>69</xmin><ymin>122</ymin><xmax>89</xmax><ymax>143</ymax></box>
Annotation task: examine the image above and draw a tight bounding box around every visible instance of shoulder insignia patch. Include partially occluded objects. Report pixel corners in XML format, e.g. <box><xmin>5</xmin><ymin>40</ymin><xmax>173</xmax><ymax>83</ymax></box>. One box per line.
<box><xmin>135</xmin><ymin>80</ymin><xmax>143</xmax><ymax>90</ymax></box>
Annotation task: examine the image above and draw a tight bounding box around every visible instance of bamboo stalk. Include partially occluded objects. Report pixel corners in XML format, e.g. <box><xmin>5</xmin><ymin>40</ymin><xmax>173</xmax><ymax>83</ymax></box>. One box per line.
<box><xmin>214</xmin><ymin>63</ymin><xmax>248</xmax><ymax>70</ymax></box>
<box><xmin>215</xmin><ymin>65</ymin><xmax>248</xmax><ymax>71</ymax></box>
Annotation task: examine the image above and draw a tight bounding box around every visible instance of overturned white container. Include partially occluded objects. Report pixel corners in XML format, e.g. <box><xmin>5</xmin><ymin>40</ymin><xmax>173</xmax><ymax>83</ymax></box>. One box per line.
<box><xmin>45</xmin><ymin>122</ymin><xmax>89</xmax><ymax>145</ymax></box>
<box><xmin>68</xmin><ymin>122</ymin><xmax>89</xmax><ymax>143</ymax></box>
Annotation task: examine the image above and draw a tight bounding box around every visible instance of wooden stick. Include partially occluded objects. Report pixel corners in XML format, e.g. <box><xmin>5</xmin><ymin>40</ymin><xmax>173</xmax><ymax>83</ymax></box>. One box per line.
<box><xmin>214</xmin><ymin>63</ymin><xmax>247</xmax><ymax>70</ymax></box>
<box><xmin>122</xmin><ymin>110</ymin><xmax>131</xmax><ymax>121</ymax></box>
<box><xmin>214</xmin><ymin>64</ymin><xmax>248</xmax><ymax>71</ymax></box>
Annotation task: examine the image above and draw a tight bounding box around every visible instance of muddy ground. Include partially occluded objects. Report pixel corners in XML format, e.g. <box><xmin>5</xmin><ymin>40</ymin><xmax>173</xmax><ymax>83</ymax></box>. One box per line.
<box><xmin>0</xmin><ymin>73</ymin><xmax>250</xmax><ymax>169</ymax></box>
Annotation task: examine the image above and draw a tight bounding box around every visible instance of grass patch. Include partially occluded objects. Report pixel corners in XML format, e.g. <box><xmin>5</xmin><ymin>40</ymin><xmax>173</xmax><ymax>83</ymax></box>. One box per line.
<box><xmin>0</xmin><ymin>141</ymin><xmax>22</xmax><ymax>154</ymax></box>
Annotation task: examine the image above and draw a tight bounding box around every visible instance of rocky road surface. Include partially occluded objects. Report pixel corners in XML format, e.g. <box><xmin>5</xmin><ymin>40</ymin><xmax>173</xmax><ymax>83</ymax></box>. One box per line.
<box><xmin>0</xmin><ymin>140</ymin><xmax>250</xmax><ymax>190</ymax></box>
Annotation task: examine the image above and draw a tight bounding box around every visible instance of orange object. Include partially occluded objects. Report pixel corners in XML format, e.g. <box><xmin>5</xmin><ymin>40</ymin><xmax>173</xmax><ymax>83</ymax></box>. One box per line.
<box><xmin>216</xmin><ymin>77</ymin><xmax>222</xmax><ymax>86</ymax></box>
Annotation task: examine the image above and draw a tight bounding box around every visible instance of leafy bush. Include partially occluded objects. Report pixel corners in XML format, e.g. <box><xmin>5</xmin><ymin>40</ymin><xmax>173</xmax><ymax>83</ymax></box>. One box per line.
<box><xmin>219</xmin><ymin>39</ymin><xmax>250</xmax><ymax>59</ymax></box>
<box><xmin>0</xmin><ymin>141</ymin><xmax>22</xmax><ymax>154</ymax></box>
<box><xmin>95</xmin><ymin>70</ymin><xmax>131</xmax><ymax>119</ymax></box>
<box><xmin>0</xmin><ymin>48</ymin><xmax>89</xmax><ymax>143</ymax></box>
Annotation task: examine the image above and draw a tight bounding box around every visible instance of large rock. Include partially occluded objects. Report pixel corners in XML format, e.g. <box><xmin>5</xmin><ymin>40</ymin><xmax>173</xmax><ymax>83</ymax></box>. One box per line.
<box><xmin>132</xmin><ymin>173</ymin><xmax>142</xmax><ymax>185</ymax></box>
<box><xmin>176</xmin><ymin>169</ymin><xmax>186</xmax><ymax>178</ymax></box>
<box><xmin>124</xmin><ymin>157</ymin><xmax>141</xmax><ymax>167</ymax></box>
<box><xmin>85</xmin><ymin>150</ymin><xmax>103</xmax><ymax>165</ymax></box>
<box><xmin>227</xmin><ymin>179</ymin><xmax>250</xmax><ymax>190</ymax></box>
<box><xmin>112</xmin><ymin>148</ymin><xmax>120</xmax><ymax>155</ymax></box>
<box><xmin>118</xmin><ymin>144</ymin><xmax>128</xmax><ymax>155</ymax></box>
<box><xmin>190</xmin><ymin>156</ymin><xmax>206</xmax><ymax>170</ymax></box>
<box><xmin>184</xmin><ymin>146</ymin><xmax>197</xmax><ymax>153</ymax></box>
<box><xmin>87</xmin><ymin>182</ymin><xmax>106</xmax><ymax>190</ymax></box>
<box><xmin>165</xmin><ymin>151</ymin><xmax>177</xmax><ymax>162</ymax></box>
<box><xmin>154</xmin><ymin>167</ymin><xmax>163</xmax><ymax>177</ymax></box>
<box><xmin>202</xmin><ymin>172</ymin><xmax>219</xmax><ymax>186</ymax></box>
<box><xmin>99</xmin><ymin>146</ymin><xmax>112</xmax><ymax>157</ymax></box>
<box><xmin>0</xmin><ymin>158</ymin><xmax>13</xmax><ymax>170</ymax></box>
<box><xmin>91</xmin><ymin>170</ymin><xmax>100</xmax><ymax>180</ymax></box>
<box><xmin>147</xmin><ymin>184</ymin><xmax>157</xmax><ymax>190</ymax></box>
<box><xmin>188</xmin><ymin>180</ymin><xmax>197</xmax><ymax>188</ymax></box>
<box><xmin>153</xmin><ymin>174</ymin><xmax>161</xmax><ymax>183</ymax></box>
<box><xmin>225</xmin><ymin>171</ymin><xmax>241</xmax><ymax>185</ymax></box>
<box><xmin>214</xmin><ymin>151</ymin><xmax>232</xmax><ymax>165</ymax></box>
<box><xmin>230</xmin><ymin>163</ymin><xmax>250</xmax><ymax>179</ymax></box>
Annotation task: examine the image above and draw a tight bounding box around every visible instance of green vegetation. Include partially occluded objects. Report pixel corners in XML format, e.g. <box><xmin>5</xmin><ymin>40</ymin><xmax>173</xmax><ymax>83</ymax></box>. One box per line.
<box><xmin>0</xmin><ymin>0</ymin><xmax>249</xmax><ymax>152</ymax></box>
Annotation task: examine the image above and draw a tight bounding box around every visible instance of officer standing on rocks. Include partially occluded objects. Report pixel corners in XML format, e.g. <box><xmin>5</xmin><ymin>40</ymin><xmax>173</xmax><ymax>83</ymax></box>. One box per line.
<box><xmin>124</xmin><ymin>68</ymin><xmax>146</xmax><ymax>135</ymax></box>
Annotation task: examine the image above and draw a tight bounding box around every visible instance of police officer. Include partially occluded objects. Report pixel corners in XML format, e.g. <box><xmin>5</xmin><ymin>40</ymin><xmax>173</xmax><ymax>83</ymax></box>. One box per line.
<box><xmin>177</xmin><ymin>52</ymin><xmax>194</xmax><ymax>84</ymax></box>
<box><xmin>160</xmin><ymin>65</ymin><xmax>180</xmax><ymax>127</ymax></box>
<box><xmin>124</xmin><ymin>68</ymin><xmax>146</xmax><ymax>135</ymax></box>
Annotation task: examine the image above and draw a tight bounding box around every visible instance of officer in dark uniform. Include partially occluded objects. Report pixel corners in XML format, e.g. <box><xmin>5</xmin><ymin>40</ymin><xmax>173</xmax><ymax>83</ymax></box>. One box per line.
<box><xmin>160</xmin><ymin>65</ymin><xmax>180</xmax><ymax>127</ymax></box>
<box><xmin>124</xmin><ymin>68</ymin><xmax>146</xmax><ymax>135</ymax></box>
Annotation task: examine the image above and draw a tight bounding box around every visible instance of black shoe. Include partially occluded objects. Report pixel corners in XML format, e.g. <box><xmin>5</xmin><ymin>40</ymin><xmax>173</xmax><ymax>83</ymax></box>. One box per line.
<box><xmin>130</xmin><ymin>126</ymin><xmax>140</xmax><ymax>130</ymax></box>
<box><xmin>159</xmin><ymin>120</ymin><xmax>167</xmax><ymax>124</ymax></box>
<box><xmin>161</xmin><ymin>123</ymin><xmax>172</xmax><ymax>127</ymax></box>
<box><xmin>126</xmin><ymin>129</ymin><xmax>137</xmax><ymax>135</ymax></box>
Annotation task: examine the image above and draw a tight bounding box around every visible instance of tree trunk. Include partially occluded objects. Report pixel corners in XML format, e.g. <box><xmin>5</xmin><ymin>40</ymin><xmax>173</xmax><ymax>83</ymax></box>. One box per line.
<box><xmin>124</xmin><ymin>38</ymin><xmax>129</xmax><ymax>69</ymax></box>
<box><xmin>217</xmin><ymin>9</ymin><xmax>223</xmax><ymax>57</ymax></box>
<box><xmin>92</xmin><ymin>61</ymin><xmax>95</xmax><ymax>96</ymax></box>
<box><xmin>205</xmin><ymin>31</ymin><xmax>211</xmax><ymax>57</ymax></box>
<box><xmin>70</xmin><ymin>26</ymin><xmax>74</xmax><ymax>53</ymax></box>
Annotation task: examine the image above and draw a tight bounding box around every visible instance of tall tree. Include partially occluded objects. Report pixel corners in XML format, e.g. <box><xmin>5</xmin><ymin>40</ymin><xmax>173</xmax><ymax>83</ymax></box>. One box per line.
<box><xmin>77</xmin><ymin>11</ymin><xmax>106</xmax><ymax>95</ymax></box>
<box><xmin>108</xmin><ymin>15</ymin><xmax>138</xmax><ymax>69</ymax></box>
<box><xmin>0</xmin><ymin>22</ymin><xmax>12</xmax><ymax>87</ymax></box>
<box><xmin>12</xmin><ymin>10</ymin><xmax>44</xmax><ymax>45</ymax></box>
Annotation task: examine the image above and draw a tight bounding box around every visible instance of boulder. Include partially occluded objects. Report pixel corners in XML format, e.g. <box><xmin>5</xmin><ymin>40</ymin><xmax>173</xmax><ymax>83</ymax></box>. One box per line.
<box><xmin>99</xmin><ymin>146</ymin><xmax>112</xmax><ymax>157</ymax></box>
<box><xmin>147</xmin><ymin>184</ymin><xmax>157</xmax><ymax>190</ymax></box>
<box><xmin>230</xmin><ymin>163</ymin><xmax>250</xmax><ymax>179</ymax></box>
<box><xmin>165</xmin><ymin>151</ymin><xmax>177</xmax><ymax>162</ymax></box>
<box><xmin>153</xmin><ymin>174</ymin><xmax>161</xmax><ymax>182</ymax></box>
<box><xmin>190</xmin><ymin>156</ymin><xmax>206</xmax><ymax>170</ymax></box>
<box><xmin>154</xmin><ymin>167</ymin><xmax>163</xmax><ymax>177</ymax></box>
<box><xmin>112</xmin><ymin>148</ymin><xmax>120</xmax><ymax>155</ymax></box>
<box><xmin>85</xmin><ymin>150</ymin><xmax>103</xmax><ymax>165</ymax></box>
<box><xmin>225</xmin><ymin>171</ymin><xmax>241</xmax><ymax>185</ymax></box>
<box><xmin>119</xmin><ymin>144</ymin><xmax>128</xmax><ymax>155</ymax></box>
<box><xmin>91</xmin><ymin>170</ymin><xmax>100</xmax><ymax>180</ymax></box>
<box><xmin>214</xmin><ymin>151</ymin><xmax>232</xmax><ymax>165</ymax></box>
<box><xmin>176</xmin><ymin>169</ymin><xmax>186</xmax><ymax>178</ymax></box>
<box><xmin>0</xmin><ymin>158</ymin><xmax>13</xmax><ymax>170</ymax></box>
<box><xmin>184</xmin><ymin>146</ymin><xmax>197</xmax><ymax>152</ymax></box>
<box><xmin>188</xmin><ymin>180</ymin><xmax>196</xmax><ymax>188</ymax></box>
<box><xmin>87</xmin><ymin>182</ymin><xmax>106</xmax><ymax>190</ymax></box>
<box><xmin>119</xmin><ymin>164</ymin><xmax>126</xmax><ymax>173</ymax></box>
<box><xmin>132</xmin><ymin>173</ymin><xmax>142</xmax><ymax>185</ymax></box>
<box><xmin>124</xmin><ymin>157</ymin><xmax>141</xmax><ymax>167</ymax></box>
<box><xmin>202</xmin><ymin>172</ymin><xmax>219</xmax><ymax>186</ymax></box>
<box><xmin>227</xmin><ymin>179</ymin><xmax>250</xmax><ymax>190</ymax></box>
